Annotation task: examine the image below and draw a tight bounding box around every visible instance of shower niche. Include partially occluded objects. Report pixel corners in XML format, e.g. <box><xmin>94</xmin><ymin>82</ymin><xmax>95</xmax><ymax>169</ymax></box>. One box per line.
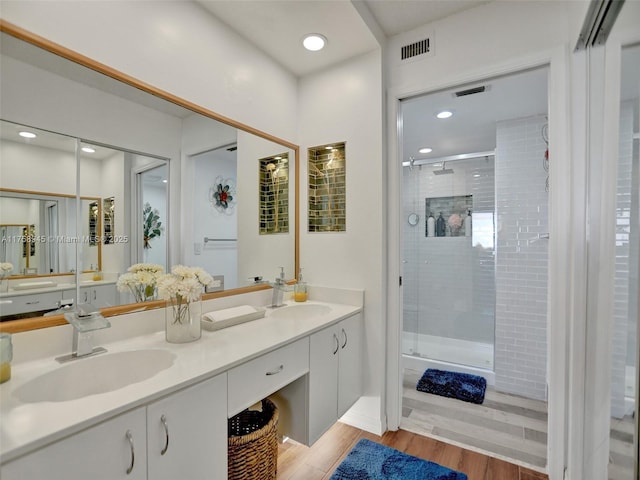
<box><xmin>259</xmin><ymin>153</ymin><xmax>290</xmax><ymax>234</ymax></box>
<box><xmin>308</xmin><ymin>142</ymin><xmax>346</xmax><ymax>232</ymax></box>
<box><xmin>425</xmin><ymin>195</ymin><xmax>472</xmax><ymax>237</ymax></box>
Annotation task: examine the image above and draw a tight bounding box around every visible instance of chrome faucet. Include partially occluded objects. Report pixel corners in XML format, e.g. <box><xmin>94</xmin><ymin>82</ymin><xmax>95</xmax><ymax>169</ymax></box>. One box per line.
<box><xmin>56</xmin><ymin>305</ymin><xmax>111</xmax><ymax>363</ymax></box>
<box><xmin>270</xmin><ymin>267</ymin><xmax>290</xmax><ymax>308</ymax></box>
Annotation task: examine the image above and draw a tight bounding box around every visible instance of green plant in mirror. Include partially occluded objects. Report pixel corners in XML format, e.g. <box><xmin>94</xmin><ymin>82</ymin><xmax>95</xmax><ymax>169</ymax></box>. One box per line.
<box><xmin>142</xmin><ymin>202</ymin><xmax>162</xmax><ymax>249</ymax></box>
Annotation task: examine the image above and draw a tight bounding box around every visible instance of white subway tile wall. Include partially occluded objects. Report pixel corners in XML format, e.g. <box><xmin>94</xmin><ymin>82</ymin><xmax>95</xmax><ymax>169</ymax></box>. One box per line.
<box><xmin>494</xmin><ymin>115</ymin><xmax>549</xmax><ymax>401</ymax></box>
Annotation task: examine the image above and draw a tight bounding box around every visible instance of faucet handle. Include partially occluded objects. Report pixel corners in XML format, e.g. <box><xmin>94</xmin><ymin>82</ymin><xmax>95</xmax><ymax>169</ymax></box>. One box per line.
<box><xmin>64</xmin><ymin>306</ymin><xmax>111</xmax><ymax>332</ymax></box>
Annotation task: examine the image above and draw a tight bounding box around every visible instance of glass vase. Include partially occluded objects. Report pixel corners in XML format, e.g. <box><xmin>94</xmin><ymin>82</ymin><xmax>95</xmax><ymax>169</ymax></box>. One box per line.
<box><xmin>165</xmin><ymin>295</ymin><xmax>202</xmax><ymax>343</ymax></box>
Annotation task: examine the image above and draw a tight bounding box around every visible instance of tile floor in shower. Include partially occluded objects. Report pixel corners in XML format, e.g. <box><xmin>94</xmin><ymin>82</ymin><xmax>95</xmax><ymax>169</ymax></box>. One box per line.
<box><xmin>402</xmin><ymin>368</ymin><xmax>548</xmax><ymax>471</ymax></box>
<box><xmin>403</xmin><ymin>369</ymin><xmax>637</xmax><ymax>479</ymax></box>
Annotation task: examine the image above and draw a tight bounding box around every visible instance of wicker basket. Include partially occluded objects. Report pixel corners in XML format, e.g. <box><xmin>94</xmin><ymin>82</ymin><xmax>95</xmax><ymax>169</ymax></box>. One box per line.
<box><xmin>228</xmin><ymin>398</ymin><xmax>279</xmax><ymax>480</ymax></box>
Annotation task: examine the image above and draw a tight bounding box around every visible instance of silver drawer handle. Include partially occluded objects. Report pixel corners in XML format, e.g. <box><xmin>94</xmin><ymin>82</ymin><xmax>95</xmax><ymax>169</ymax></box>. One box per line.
<box><xmin>266</xmin><ymin>365</ymin><xmax>284</xmax><ymax>376</ymax></box>
<box><xmin>341</xmin><ymin>328</ymin><xmax>348</xmax><ymax>349</ymax></box>
<box><xmin>125</xmin><ymin>430</ymin><xmax>135</xmax><ymax>475</ymax></box>
<box><xmin>160</xmin><ymin>414</ymin><xmax>169</xmax><ymax>456</ymax></box>
<box><xmin>25</xmin><ymin>301</ymin><xmax>40</xmax><ymax>305</ymax></box>
<box><xmin>160</xmin><ymin>414</ymin><xmax>169</xmax><ymax>455</ymax></box>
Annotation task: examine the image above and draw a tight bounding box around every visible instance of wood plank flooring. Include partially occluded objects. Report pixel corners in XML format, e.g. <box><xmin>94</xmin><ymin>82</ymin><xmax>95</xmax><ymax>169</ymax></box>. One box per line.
<box><xmin>277</xmin><ymin>421</ymin><xmax>549</xmax><ymax>480</ymax></box>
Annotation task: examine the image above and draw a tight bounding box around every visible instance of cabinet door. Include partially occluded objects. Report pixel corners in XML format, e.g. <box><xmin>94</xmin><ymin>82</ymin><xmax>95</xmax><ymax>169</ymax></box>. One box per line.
<box><xmin>338</xmin><ymin>313</ymin><xmax>363</xmax><ymax>417</ymax></box>
<box><xmin>308</xmin><ymin>324</ymin><xmax>340</xmax><ymax>445</ymax></box>
<box><xmin>1</xmin><ymin>407</ymin><xmax>147</xmax><ymax>480</ymax></box>
<box><xmin>79</xmin><ymin>285</ymin><xmax>116</xmax><ymax>307</ymax></box>
<box><xmin>147</xmin><ymin>373</ymin><xmax>227</xmax><ymax>480</ymax></box>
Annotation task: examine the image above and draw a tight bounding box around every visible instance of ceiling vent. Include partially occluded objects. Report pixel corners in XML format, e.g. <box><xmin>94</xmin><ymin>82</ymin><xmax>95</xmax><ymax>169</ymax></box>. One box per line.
<box><xmin>454</xmin><ymin>86</ymin><xmax>487</xmax><ymax>97</ymax></box>
<box><xmin>401</xmin><ymin>38</ymin><xmax>431</xmax><ymax>61</ymax></box>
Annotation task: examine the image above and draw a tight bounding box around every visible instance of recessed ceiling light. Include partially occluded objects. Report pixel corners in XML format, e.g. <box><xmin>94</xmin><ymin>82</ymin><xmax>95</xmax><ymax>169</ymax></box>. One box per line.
<box><xmin>19</xmin><ymin>131</ymin><xmax>36</xmax><ymax>139</ymax></box>
<box><xmin>81</xmin><ymin>146</ymin><xmax>96</xmax><ymax>153</ymax></box>
<box><xmin>418</xmin><ymin>147</ymin><xmax>432</xmax><ymax>154</ymax></box>
<box><xmin>436</xmin><ymin>110</ymin><xmax>453</xmax><ymax>119</ymax></box>
<box><xmin>303</xmin><ymin>34</ymin><xmax>327</xmax><ymax>52</ymax></box>
<box><xmin>162</xmin><ymin>179</ymin><xmax>168</xmax><ymax>184</ymax></box>
<box><xmin>473</xmin><ymin>173</ymin><xmax>481</xmax><ymax>178</ymax></box>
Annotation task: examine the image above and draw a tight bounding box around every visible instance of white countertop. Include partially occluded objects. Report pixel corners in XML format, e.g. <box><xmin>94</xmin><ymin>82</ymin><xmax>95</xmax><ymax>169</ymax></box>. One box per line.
<box><xmin>0</xmin><ymin>297</ymin><xmax>362</xmax><ymax>463</ymax></box>
<box><xmin>0</xmin><ymin>280</ymin><xmax>116</xmax><ymax>298</ymax></box>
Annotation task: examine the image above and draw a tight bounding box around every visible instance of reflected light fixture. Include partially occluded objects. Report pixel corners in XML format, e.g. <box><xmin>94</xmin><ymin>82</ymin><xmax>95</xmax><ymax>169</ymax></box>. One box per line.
<box><xmin>81</xmin><ymin>146</ymin><xmax>96</xmax><ymax>153</ymax></box>
<box><xmin>436</xmin><ymin>110</ymin><xmax>453</xmax><ymax>119</ymax></box>
<box><xmin>19</xmin><ymin>131</ymin><xmax>36</xmax><ymax>138</ymax></box>
<box><xmin>419</xmin><ymin>147</ymin><xmax>432</xmax><ymax>154</ymax></box>
<box><xmin>303</xmin><ymin>34</ymin><xmax>326</xmax><ymax>51</ymax></box>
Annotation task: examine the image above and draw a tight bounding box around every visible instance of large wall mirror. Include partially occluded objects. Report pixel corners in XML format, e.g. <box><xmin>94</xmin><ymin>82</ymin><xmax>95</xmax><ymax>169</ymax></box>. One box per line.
<box><xmin>0</xmin><ymin>23</ymin><xmax>299</xmax><ymax>332</ymax></box>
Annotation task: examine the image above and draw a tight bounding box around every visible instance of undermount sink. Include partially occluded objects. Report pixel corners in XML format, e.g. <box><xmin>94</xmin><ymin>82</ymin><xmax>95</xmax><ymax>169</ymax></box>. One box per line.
<box><xmin>14</xmin><ymin>349</ymin><xmax>176</xmax><ymax>403</ymax></box>
<box><xmin>268</xmin><ymin>303</ymin><xmax>332</xmax><ymax>321</ymax></box>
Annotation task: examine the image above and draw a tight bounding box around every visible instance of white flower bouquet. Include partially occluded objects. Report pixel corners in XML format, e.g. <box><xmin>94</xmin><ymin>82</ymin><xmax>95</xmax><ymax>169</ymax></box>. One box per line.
<box><xmin>0</xmin><ymin>263</ymin><xmax>13</xmax><ymax>278</ymax></box>
<box><xmin>157</xmin><ymin>265</ymin><xmax>213</xmax><ymax>326</ymax></box>
<box><xmin>116</xmin><ymin>263</ymin><xmax>165</xmax><ymax>302</ymax></box>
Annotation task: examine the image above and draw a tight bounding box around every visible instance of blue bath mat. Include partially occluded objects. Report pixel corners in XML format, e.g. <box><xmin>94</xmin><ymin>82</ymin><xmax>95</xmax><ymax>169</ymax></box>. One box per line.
<box><xmin>330</xmin><ymin>438</ymin><xmax>467</xmax><ymax>480</ymax></box>
<box><xmin>416</xmin><ymin>369</ymin><xmax>487</xmax><ymax>404</ymax></box>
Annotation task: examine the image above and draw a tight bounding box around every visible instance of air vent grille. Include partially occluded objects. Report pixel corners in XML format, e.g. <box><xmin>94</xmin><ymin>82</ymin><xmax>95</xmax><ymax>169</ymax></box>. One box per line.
<box><xmin>454</xmin><ymin>86</ymin><xmax>486</xmax><ymax>97</ymax></box>
<box><xmin>401</xmin><ymin>38</ymin><xmax>430</xmax><ymax>60</ymax></box>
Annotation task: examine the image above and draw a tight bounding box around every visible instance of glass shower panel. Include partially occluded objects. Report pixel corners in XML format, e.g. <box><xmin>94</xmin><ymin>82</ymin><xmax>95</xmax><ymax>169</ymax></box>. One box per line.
<box><xmin>608</xmin><ymin>42</ymin><xmax>639</xmax><ymax>480</ymax></box>
<box><xmin>401</xmin><ymin>164</ymin><xmax>421</xmax><ymax>357</ymax></box>
<box><xmin>415</xmin><ymin>157</ymin><xmax>495</xmax><ymax>370</ymax></box>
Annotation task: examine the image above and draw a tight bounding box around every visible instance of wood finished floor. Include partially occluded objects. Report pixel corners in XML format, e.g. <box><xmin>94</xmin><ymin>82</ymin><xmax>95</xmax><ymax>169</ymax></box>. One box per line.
<box><xmin>277</xmin><ymin>421</ymin><xmax>549</xmax><ymax>480</ymax></box>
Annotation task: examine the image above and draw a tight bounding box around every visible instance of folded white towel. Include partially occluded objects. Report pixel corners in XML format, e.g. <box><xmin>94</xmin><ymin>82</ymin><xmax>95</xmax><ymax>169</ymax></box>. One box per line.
<box><xmin>203</xmin><ymin>305</ymin><xmax>259</xmax><ymax>323</ymax></box>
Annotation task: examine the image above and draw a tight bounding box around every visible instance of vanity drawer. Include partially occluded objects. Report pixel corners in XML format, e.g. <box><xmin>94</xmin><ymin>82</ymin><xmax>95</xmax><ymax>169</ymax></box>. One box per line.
<box><xmin>0</xmin><ymin>291</ymin><xmax>62</xmax><ymax>316</ymax></box>
<box><xmin>227</xmin><ymin>337</ymin><xmax>309</xmax><ymax>417</ymax></box>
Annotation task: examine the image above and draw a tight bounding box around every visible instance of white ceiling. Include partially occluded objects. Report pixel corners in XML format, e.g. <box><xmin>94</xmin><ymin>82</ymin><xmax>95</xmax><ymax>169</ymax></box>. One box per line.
<box><xmin>195</xmin><ymin>0</ymin><xmax>550</xmax><ymax>160</ymax></box>
<box><xmin>196</xmin><ymin>0</ymin><xmax>488</xmax><ymax>77</ymax></box>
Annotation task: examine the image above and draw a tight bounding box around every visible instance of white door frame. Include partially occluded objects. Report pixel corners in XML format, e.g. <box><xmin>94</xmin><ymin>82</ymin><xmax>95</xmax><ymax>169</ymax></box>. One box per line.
<box><xmin>385</xmin><ymin>46</ymin><xmax>572</xmax><ymax>480</ymax></box>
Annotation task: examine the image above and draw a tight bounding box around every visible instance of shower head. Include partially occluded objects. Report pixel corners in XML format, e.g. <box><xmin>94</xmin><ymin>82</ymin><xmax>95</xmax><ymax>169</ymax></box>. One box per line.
<box><xmin>433</xmin><ymin>162</ymin><xmax>454</xmax><ymax>175</ymax></box>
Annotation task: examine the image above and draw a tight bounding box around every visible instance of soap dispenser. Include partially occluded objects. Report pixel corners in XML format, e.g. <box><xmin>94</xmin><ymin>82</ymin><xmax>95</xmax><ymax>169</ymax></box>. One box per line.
<box><xmin>294</xmin><ymin>268</ymin><xmax>308</xmax><ymax>302</ymax></box>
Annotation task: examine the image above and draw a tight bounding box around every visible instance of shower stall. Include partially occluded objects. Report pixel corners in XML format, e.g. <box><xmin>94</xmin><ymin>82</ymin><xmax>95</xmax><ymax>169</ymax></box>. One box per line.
<box><xmin>402</xmin><ymin>114</ymin><xmax>551</xmax><ymax>401</ymax></box>
<box><xmin>402</xmin><ymin>154</ymin><xmax>497</xmax><ymax>383</ymax></box>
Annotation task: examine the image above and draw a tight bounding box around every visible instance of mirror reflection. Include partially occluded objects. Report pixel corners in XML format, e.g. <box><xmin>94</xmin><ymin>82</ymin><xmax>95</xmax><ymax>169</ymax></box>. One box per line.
<box><xmin>0</xmin><ymin>29</ymin><xmax>297</xmax><ymax>327</ymax></box>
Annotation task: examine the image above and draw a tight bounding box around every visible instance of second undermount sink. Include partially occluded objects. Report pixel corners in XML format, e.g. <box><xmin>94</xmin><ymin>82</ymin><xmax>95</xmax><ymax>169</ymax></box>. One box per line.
<box><xmin>14</xmin><ymin>349</ymin><xmax>176</xmax><ymax>403</ymax></box>
<box><xmin>268</xmin><ymin>303</ymin><xmax>332</xmax><ymax>321</ymax></box>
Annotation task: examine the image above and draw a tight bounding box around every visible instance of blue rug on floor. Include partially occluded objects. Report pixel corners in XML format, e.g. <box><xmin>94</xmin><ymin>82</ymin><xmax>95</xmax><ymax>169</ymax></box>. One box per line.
<box><xmin>416</xmin><ymin>369</ymin><xmax>487</xmax><ymax>404</ymax></box>
<box><xmin>329</xmin><ymin>438</ymin><xmax>467</xmax><ymax>480</ymax></box>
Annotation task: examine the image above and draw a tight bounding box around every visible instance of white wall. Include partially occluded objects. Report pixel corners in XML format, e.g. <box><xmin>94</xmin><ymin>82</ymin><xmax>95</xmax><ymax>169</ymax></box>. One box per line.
<box><xmin>0</xmin><ymin>0</ymin><xmax>298</xmax><ymax>142</ymax></box>
<box><xmin>190</xmin><ymin>150</ymin><xmax>238</xmax><ymax>288</ymax></box>
<box><xmin>298</xmin><ymin>49</ymin><xmax>385</xmax><ymax>432</ymax></box>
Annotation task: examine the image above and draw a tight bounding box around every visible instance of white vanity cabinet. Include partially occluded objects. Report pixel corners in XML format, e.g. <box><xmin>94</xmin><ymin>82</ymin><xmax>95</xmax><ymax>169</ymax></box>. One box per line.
<box><xmin>147</xmin><ymin>373</ymin><xmax>227</xmax><ymax>480</ymax></box>
<box><xmin>0</xmin><ymin>291</ymin><xmax>63</xmax><ymax>316</ymax></box>
<box><xmin>1</xmin><ymin>407</ymin><xmax>148</xmax><ymax>480</ymax></box>
<box><xmin>1</xmin><ymin>374</ymin><xmax>227</xmax><ymax>480</ymax></box>
<box><xmin>308</xmin><ymin>312</ymin><xmax>362</xmax><ymax>444</ymax></box>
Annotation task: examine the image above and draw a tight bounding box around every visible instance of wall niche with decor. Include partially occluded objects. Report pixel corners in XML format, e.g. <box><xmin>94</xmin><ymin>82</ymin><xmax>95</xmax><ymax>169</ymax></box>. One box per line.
<box><xmin>308</xmin><ymin>142</ymin><xmax>346</xmax><ymax>232</ymax></box>
<box><xmin>259</xmin><ymin>153</ymin><xmax>289</xmax><ymax>234</ymax></box>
